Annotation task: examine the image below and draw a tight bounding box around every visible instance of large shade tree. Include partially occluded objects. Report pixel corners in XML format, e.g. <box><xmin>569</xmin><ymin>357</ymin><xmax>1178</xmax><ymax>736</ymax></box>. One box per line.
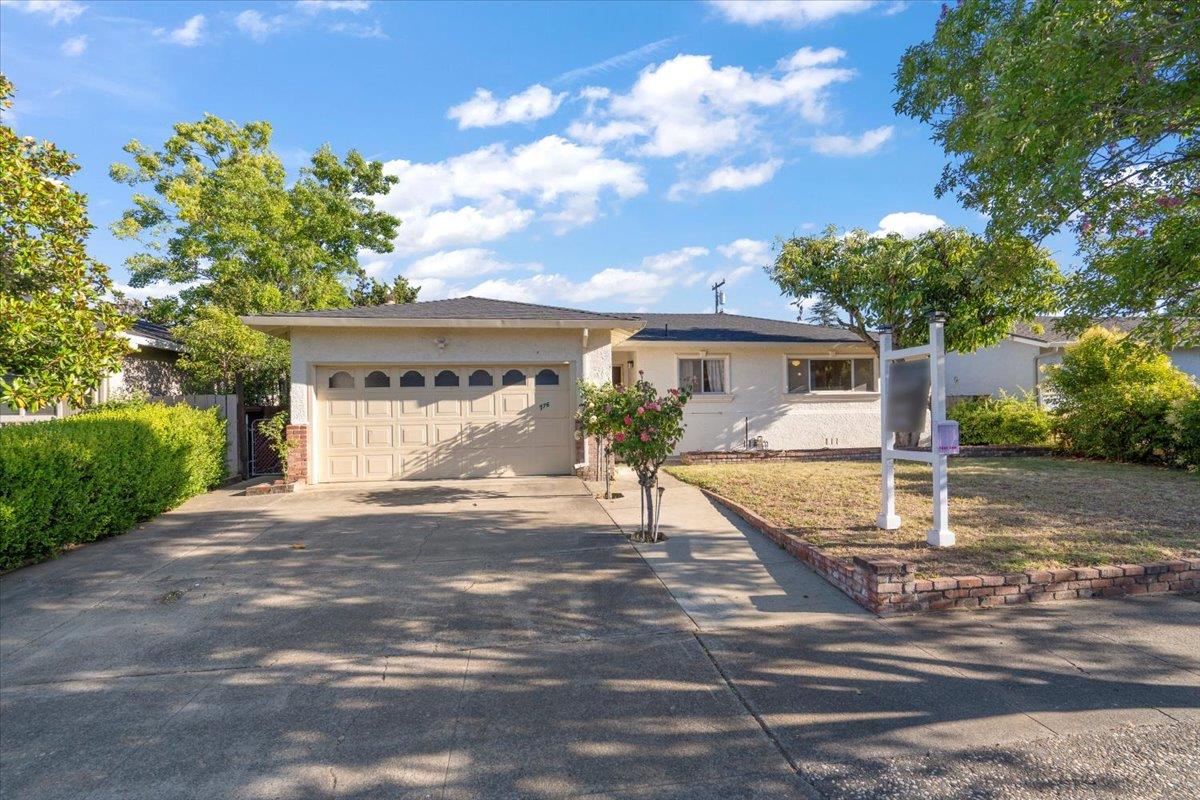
<box><xmin>0</xmin><ymin>75</ymin><xmax>130</xmax><ymax>412</ymax></box>
<box><xmin>895</xmin><ymin>0</ymin><xmax>1199</xmax><ymax>348</ymax></box>
<box><xmin>110</xmin><ymin>114</ymin><xmax>402</xmax><ymax>475</ymax></box>
<box><xmin>768</xmin><ymin>225</ymin><xmax>1062</xmax><ymax>354</ymax></box>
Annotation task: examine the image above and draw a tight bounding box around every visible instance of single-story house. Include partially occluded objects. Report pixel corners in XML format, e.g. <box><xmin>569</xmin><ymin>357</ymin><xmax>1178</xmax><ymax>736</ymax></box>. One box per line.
<box><xmin>1</xmin><ymin>320</ymin><xmax>186</xmax><ymax>422</ymax></box>
<box><xmin>945</xmin><ymin>316</ymin><xmax>1200</xmax><ymax>402</ymax></box>
<box><xmin>243</xmin><ymin>297</ymin><xmax>883</xmax><ymax>485</ymax></box>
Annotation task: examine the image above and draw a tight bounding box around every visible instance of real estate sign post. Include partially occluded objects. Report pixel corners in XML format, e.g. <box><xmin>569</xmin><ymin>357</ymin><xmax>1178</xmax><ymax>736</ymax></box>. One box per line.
<box><xmin>876</xmin><ymin>313</ymin><xmax>957</xmax><ymax>547</ymax></box>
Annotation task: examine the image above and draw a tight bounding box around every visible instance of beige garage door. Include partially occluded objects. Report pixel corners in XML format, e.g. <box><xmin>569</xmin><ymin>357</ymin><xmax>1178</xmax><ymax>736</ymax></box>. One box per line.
<box><xmin>316</xmin><ymin>365</ymin><xmax>574</xmax><ymax>482</ymax></box>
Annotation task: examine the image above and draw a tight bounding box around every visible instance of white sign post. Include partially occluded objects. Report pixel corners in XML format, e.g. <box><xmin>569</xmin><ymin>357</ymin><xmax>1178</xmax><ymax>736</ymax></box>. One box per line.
<box><xmin>876</xmin><ymin>313</ymin><xmax>956</xmax><ymax>547</ymax></box>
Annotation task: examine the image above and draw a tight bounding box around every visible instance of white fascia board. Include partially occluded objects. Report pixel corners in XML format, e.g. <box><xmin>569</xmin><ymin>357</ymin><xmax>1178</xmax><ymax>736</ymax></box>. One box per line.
<box><xmin>122</xmin><ymin>331</ymin><xmax>184</xmax><ymax>353</ymax></box>
<box><xmin>241</xmin><ymin>315</ymin><xmax>642</xmax><ymax>334</ymax></box>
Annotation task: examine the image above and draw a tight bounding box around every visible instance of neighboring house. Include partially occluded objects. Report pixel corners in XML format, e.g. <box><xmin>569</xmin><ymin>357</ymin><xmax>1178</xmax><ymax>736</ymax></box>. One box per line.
<box><xmin>945</xmin><ymin>316</ymin><xmax>1200</xmax><ymax>402</ymax></box>
<box><xmin>243</xmin><ymin>297</ymin><xmax>882</xmax><ymax>485</ymax></box>
<box><xmin>1</xmin><ymin>320</ymin><xmax>185</xmax><ymax>422</ymax></box>
<box><xmin>0</xmin><ymin>320</ymin><xmax>238</xmax><ymax>475</ymax></box>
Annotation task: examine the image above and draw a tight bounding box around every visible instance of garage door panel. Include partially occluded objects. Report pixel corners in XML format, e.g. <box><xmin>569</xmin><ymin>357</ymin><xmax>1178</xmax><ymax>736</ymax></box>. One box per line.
<box><xmin>327</xmin><ymin>426</ymin><xmax>358</xmax><ymax>449</ymax></box>
<box><xmin>363</xmin><ymin>425</ymin><xmax>392</xmax><ymax>448</ymax></box>
<box><xmin>398</xmin><ymin>424</ymin><xmax>429</xmax><ymax>445</ymax></box>
<box><xmin>363</xmin><ymin>399</ymin><xmax>393</xmax><ymax>418</ymax></box>
<box><xmin>327</xmin><ymin>455</ymin><xmax>359</xmax><ymax>480</ymax></box>
<box><xmin>319</xmin><ymin>363</ymin><xmax>571</xmax><ymax>483</ymax></box>
<box><xmin>363</xmin><ymin>453</ymin><xmax>394</xmax><ymax>479</ymax></box>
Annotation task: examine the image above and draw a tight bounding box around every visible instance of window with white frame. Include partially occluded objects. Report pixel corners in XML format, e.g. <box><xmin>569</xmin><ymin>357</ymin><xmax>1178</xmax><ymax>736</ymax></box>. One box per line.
<box><xmin>679</xmin><ymin>357</ymin><xmax>727</xmax><ymax>394</ymax></box>
<box><xmin>786</xmin><ymin>357</ymin><xmax>876</xmax><ymax>394</ymax></box>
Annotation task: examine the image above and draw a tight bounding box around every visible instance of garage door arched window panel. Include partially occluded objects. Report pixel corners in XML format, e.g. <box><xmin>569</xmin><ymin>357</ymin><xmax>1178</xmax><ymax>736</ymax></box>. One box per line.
<box><xmin>434</xmin><ymin>369</ymin><xmax>460</xmax><ymax>387</ymax></box>
<box><xmin>364</xmin><ymin>370</ymin><xmax>391</xmax><ymax>388</ymax></box>
<box><xmin>502</xmin><ymin>369</ymin><xmax>526</xmax><ymax>386</ymax></box>
<box><xmin>399</xmin><ymin>370</ymin><xmax>426</xmax><ymax>388</ymax></box>
<box><xmin>328</xmin><ymin>370</ymin><xmax>355</xmax><ymax>389</ymax></box>
<box><xmin>534</xmin><ymin>368</ymin><xmax>560</xmax><ymax>386</ymax></box>
<box><xmin>468</xmin><ymin>369</ymin><xmax>494</xmax><ymax>387</ymax></box>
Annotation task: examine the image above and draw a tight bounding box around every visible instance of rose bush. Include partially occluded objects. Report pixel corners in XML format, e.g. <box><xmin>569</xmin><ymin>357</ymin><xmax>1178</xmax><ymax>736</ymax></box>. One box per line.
<box><xmin>578</xmin><ymin>374</ymin><xmax>691</xmax><ymax>540</ymax></box>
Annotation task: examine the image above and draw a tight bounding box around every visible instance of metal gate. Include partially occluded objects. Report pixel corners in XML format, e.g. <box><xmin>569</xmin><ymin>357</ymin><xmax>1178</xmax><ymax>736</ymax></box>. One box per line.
<box><xmin>248</xmin><ymin>417</ymin><xmax>283</xmax><ymax>477</ymax></box>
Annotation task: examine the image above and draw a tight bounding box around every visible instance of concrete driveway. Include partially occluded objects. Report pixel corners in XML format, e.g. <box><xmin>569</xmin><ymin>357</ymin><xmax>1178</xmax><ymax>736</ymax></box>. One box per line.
<box><xmin>2</xmin><ymin>475</ymin><xmax>1197</xmax><ymax>799</ymax></box>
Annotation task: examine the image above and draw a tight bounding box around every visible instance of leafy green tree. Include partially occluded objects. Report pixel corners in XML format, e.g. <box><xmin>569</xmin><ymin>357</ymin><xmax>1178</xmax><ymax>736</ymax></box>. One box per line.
<box><xmin>350</xmin><ymin>274</ymin><xmax>419</xmax><ymax>306</ymax></box>
<box><xmin>174</xmin><ymin>306</ymin><xmax>289</xmax><ymax>475</ymax></box>
<box><xmin>769</xmin><ymin>226</ymin><xmax>1061</xmax><ymax>353</ymax></box>
<box><xmin>0</xmin><ymin>75</ymin><xmax>130</xmax><ymax>411</ymax></box>
<box><xmin>110</xmin><ymin>114</ymin><xmax>402</xmax><ymax>475</ymax></box>
<box><xmin>895</xmin><ymin>0</ymin><xmax>1199</xmax><ymax>347</ymax></box>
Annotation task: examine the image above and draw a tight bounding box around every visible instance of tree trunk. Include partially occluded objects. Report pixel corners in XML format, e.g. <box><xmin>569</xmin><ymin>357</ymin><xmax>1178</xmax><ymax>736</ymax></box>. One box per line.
<box><xmin>602</xmin><ymin>437</ymin><xmax>611</xmax><ymax>500</ymax></box>
<box><xmin>234</xmin><ymin>374</ymin><xmax>248</xmax><ymax>481</ymax></box>
<box><xmin>642</xmin><ymin>480</ymin><xmax>657</xmax><ymax>542</ymax></box>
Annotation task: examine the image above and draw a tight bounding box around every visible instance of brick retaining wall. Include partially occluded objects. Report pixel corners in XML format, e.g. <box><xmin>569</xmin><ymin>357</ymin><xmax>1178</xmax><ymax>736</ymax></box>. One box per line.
<box><xmin>284</xmin><ymin>424</ymin><xmax>308</xmax><ymax>484</ymax></box>
<box><xmin>681</xmin><ymin>445</ymin><xmax>1055</xmax><ymax>465</ymax></box>
<box><xmin>699</xmin><ymin>487</ymin><xmax>1199</xmax><ymax>615</ymax></box>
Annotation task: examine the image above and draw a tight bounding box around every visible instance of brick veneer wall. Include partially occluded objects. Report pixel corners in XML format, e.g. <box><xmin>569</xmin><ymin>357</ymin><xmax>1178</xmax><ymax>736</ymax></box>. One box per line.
<box><xmin>681</xmin><ymin>445</ymin><xmax>1054</xmax><ymax>465</ymax></box>
<box><xmin>574</xmin><ymin>435</ymin><xmax>614</xmax><ymax>481</ymax></box>
<box><xmin>284</xmin><ymin>424</ymin><xmax>308</xmax><ymax>484</ymax></box>
<box><xmin>699</xmin><ymin>487</ymin><xmax>1199</xmax><ymax>615</ymax></box>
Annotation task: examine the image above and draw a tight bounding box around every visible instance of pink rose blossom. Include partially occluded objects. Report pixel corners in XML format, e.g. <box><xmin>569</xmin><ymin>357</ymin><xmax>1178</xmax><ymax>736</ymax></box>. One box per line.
<box><xmin>623</xmin><ymin>415</ymin><xmax>633</xmax><ymax>426</ymax></box>
<box><xmin>640</xmin><ymin>432</ymin><xmax>650</xmax><ymax>442</ymax></box>
<box><xmin>614</xmin><ymin>432</ymin><xmax>626</xmax><ymax>443</ymax></box>
<box><xmin>637</xmin><ymin>406</ymin><xmax>645</xmax><ymax>415</ymax></box>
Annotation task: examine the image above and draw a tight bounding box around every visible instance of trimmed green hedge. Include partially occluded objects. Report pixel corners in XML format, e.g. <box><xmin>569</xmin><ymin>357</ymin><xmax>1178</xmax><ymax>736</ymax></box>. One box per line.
<box><xmin>947</xmin><ymin>393</ymin><xmax>1053</xmax><ymax>446</ymax></box>
<box><xmin>0</xmin><ymin>402</ymin><xmax>227</xmax><ymax>570</ymax></box>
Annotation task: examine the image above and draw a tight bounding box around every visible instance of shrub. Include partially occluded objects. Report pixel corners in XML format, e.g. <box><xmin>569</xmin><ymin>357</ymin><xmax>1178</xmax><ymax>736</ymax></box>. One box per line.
<box><xmin>948</xmin><ymin>393</ymin><xmax>1052</xmax><ymax>445</ymax></box>
<box><xmin>0</xmin><ymin>402</ymin><xmax>227</xmax><ymax>570</ymax></box>
<box><xmin>1170</xmin><ymin>393</ymin><xmax>1200</xmax><ymax>471</ymax></box>
<box><xmin>1043</xmin><ymin>328</ymin><xmax>1197</xmax><ymax>464</ymax></box>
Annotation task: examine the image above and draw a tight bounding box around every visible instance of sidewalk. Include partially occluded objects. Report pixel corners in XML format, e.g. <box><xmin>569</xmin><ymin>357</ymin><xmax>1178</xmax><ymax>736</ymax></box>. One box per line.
<box><xmin>589</xmin><ymin>468</ymin><xmax>867</xmax><ymax>631</ymax></box>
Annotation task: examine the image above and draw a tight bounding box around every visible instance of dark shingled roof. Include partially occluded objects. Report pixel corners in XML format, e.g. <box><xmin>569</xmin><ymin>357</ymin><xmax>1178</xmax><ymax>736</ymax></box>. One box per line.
<box><xmin>255</xmin><ymin>296</ymin><xmax>642</xmax><ymax>323</ymax></box>
<box><xmin>1010</xmin><ymin>315</ymin><xmax>1142</xmax><ymax>344</ymax></box>
<box><xmin>627</xmin><ymin>313</ymin><xmax>863</xmax><ymax>344</ymax></box>
<box><xmin>130</xmin><ymin>319</ymin><xmax>177</xmax><ymax>343</ymax></box>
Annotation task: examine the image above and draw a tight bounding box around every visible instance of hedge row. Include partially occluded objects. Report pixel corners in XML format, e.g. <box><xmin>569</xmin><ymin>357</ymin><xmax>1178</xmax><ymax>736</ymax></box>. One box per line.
<box><xmin>0</xmin><ymin>401</ymin><xmax>227</xmax><ymax>570</ymax></box>
<box><xmin>948</xmin><ymin>393</ymin><xmax>1052</xmax><ymax>446</ymax></box>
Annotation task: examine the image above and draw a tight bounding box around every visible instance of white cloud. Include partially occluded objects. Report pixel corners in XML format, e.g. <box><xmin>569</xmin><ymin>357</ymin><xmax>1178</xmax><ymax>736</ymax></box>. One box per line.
<box><xmin>406</xmin><ymin>244</ymin><xmax>712</xmax><ymax>307</ymax></box>
<box><xmin>572</xmin><ymin>48</ymin><xmax>854</xmax><ymax>158</ymax></box>
<box><xmin>112</xmin><ymin>280</ymin><xmax>194</xmax><ymax>301</ymax></box>
<box><xmin>874</xmin><ymin>212</ymin><xmax>945</xmax><ymax>238</ymax></box>
<box><xmin>405</xmin><ymin>248</ymin><xmax>532</xmax><ymax>280</ymax></box>
<box><xmin>668</xmin><ymin>158</ymin><xmax>782</xmax><ymax>200</ymax></box>
<box><xmin>380</xmin><ymin>135</ymin><xmax>646</xmax><ymax>253</ymax></box>
<box><xmin>448</xmin><ymin>84</ymin><xmax>566</xmax><ymax>129</ymax></box>
<box><xmin>811</xmin><ymin>125</ymin><xmax>893</xmax><ymax>157</ymax></box>
<box><xmin>708</xmin><ymin>0</ymin><xmax>875</xmax><ymax>27</ymax></box>
<box><xmin>157</xmin><ymin>14</ymin><xmax>205</xmax><ymax>47</ymax></box>
<box><xmin>60</xmin><ymin>34</ymin><xmax>87</xmax><ymax>56</ymax></box>
<box><xmin>235</xmin><ymin>9</ymin><xmax>282</xmax><ymax>41</ymax></box>
<box><xmin>295</xmin><ymin>0</ymin><xmax>369</xmax><ymax>13</ymax></box>
<box><xmin>717</xmin><ymin>238</ymin><xmax>771</xmax><ymax>265</ymax></box>
<box><xmin>4</xmin><ymin>0</ymin><xmax>86</xmax><ymax>25</ymax></box>
<box><xmin>883</xmin><ymin>2</ymin><xmax>909</xmax><ymax>16</ymax></box>
<box><xmin>328</xmin><ymin>20</ymin><xmax>385</xmax><ymax>38</ymax></box>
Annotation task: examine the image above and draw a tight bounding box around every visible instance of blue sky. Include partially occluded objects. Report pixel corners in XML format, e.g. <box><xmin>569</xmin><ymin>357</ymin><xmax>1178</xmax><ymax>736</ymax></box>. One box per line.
<box><xmin>1</xmin><ymin>0</ymin><xmax>1065</xmax><ymax>320</ymax></box>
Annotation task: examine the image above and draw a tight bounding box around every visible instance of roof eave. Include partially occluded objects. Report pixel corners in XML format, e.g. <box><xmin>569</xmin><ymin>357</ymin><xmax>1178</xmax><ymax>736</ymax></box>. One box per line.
<box><xmin>241</xmin><ymin>315</ymin><xmax>644</xmax><ymax>335</ymax></box>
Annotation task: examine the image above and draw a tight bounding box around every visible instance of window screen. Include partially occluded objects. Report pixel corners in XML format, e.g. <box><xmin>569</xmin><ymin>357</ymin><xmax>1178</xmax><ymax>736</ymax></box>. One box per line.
<box><xmin>786</xmin><ymin>359</ymin><xmax>809</xmax><ymax>393</ymax></box>
<box><xmin>852</xmin><ymin>359</ymin><xmax>876</xmax><ymax>391</ymax></box>
<box><xmin>810</xmin><ymin>360</ymin><xmax>852</xmax><ymax>391</ymax></box>
<box><xmin>679</xmin><ymin>358</ymin><xmax>726</xmax><ymax>394</ymax></box>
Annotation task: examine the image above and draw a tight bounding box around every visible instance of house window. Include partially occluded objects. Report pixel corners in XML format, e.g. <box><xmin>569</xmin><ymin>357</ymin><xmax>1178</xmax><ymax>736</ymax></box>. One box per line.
<box><xmin>788</xmin><ymin>357</ymin><xmax>877</xmax><ymax>393</ymax></box>
<box><xmin>328</xmin><ymin>371</ymin><xmax>354</xmax><ymax>389</ymax></box>
<box><xmin>678</xmin><ymin>357</ymin><xmax>726</xmax><ymax>394</ymax></box>
<box><xmin>434</xmin><ymin>370</ymin><xmax>459</xmax><ymax>387</ymax></box>
<box><xmin>534</xmin><ymin>368</ymin><xmax>559</xmax><ymax>386</ymax></box>
<box><xmin>399</xmin><ymin>370</ymin><xmax>425</xmax><ymax>387</ymax></box>
<box><xmin>502</xmin><ymin>369</ymin><xmax>526</xmax><ymax>386</ymax></box>
<box><xmin>468</xmin><ymin>369</ymin><xmax>493</xmax><ymax>387</ymax></box>
<box><xmin>364</xmin><ymin>370</ymin><xmax>390</xmax><ymax>388</ymax></box>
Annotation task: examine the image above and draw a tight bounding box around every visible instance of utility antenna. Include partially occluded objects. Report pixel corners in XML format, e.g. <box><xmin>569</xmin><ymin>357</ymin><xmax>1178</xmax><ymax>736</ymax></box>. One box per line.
<box><xmin>712</xmin><ymin>279</ymin><xmax>726</xmax><ymax>314</ymax></box>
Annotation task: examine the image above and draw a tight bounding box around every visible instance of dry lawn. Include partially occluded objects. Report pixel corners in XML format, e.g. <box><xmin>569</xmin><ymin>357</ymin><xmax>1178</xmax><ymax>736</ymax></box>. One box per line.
<box><xmin>666</xmin><ymin>457</ymin><xmax>1199</xmax><ymax>577</ymax></box>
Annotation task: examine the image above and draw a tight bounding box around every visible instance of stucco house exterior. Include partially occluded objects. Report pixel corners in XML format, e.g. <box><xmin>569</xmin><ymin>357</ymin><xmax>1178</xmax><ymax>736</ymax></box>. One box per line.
<box><xmin>243</xmin><ymin>297</ymin><xmax>882</xmax><ymax>485</ymax></box>
<box><xmin>1</xmin><ymin>320</ymin><xmax>186</xmax><ymax>423</ymax></box>
<box><xmin>946</xmin><ymin>316</ymin><xmax>1200</xmax><ymax>403</ymax></box>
